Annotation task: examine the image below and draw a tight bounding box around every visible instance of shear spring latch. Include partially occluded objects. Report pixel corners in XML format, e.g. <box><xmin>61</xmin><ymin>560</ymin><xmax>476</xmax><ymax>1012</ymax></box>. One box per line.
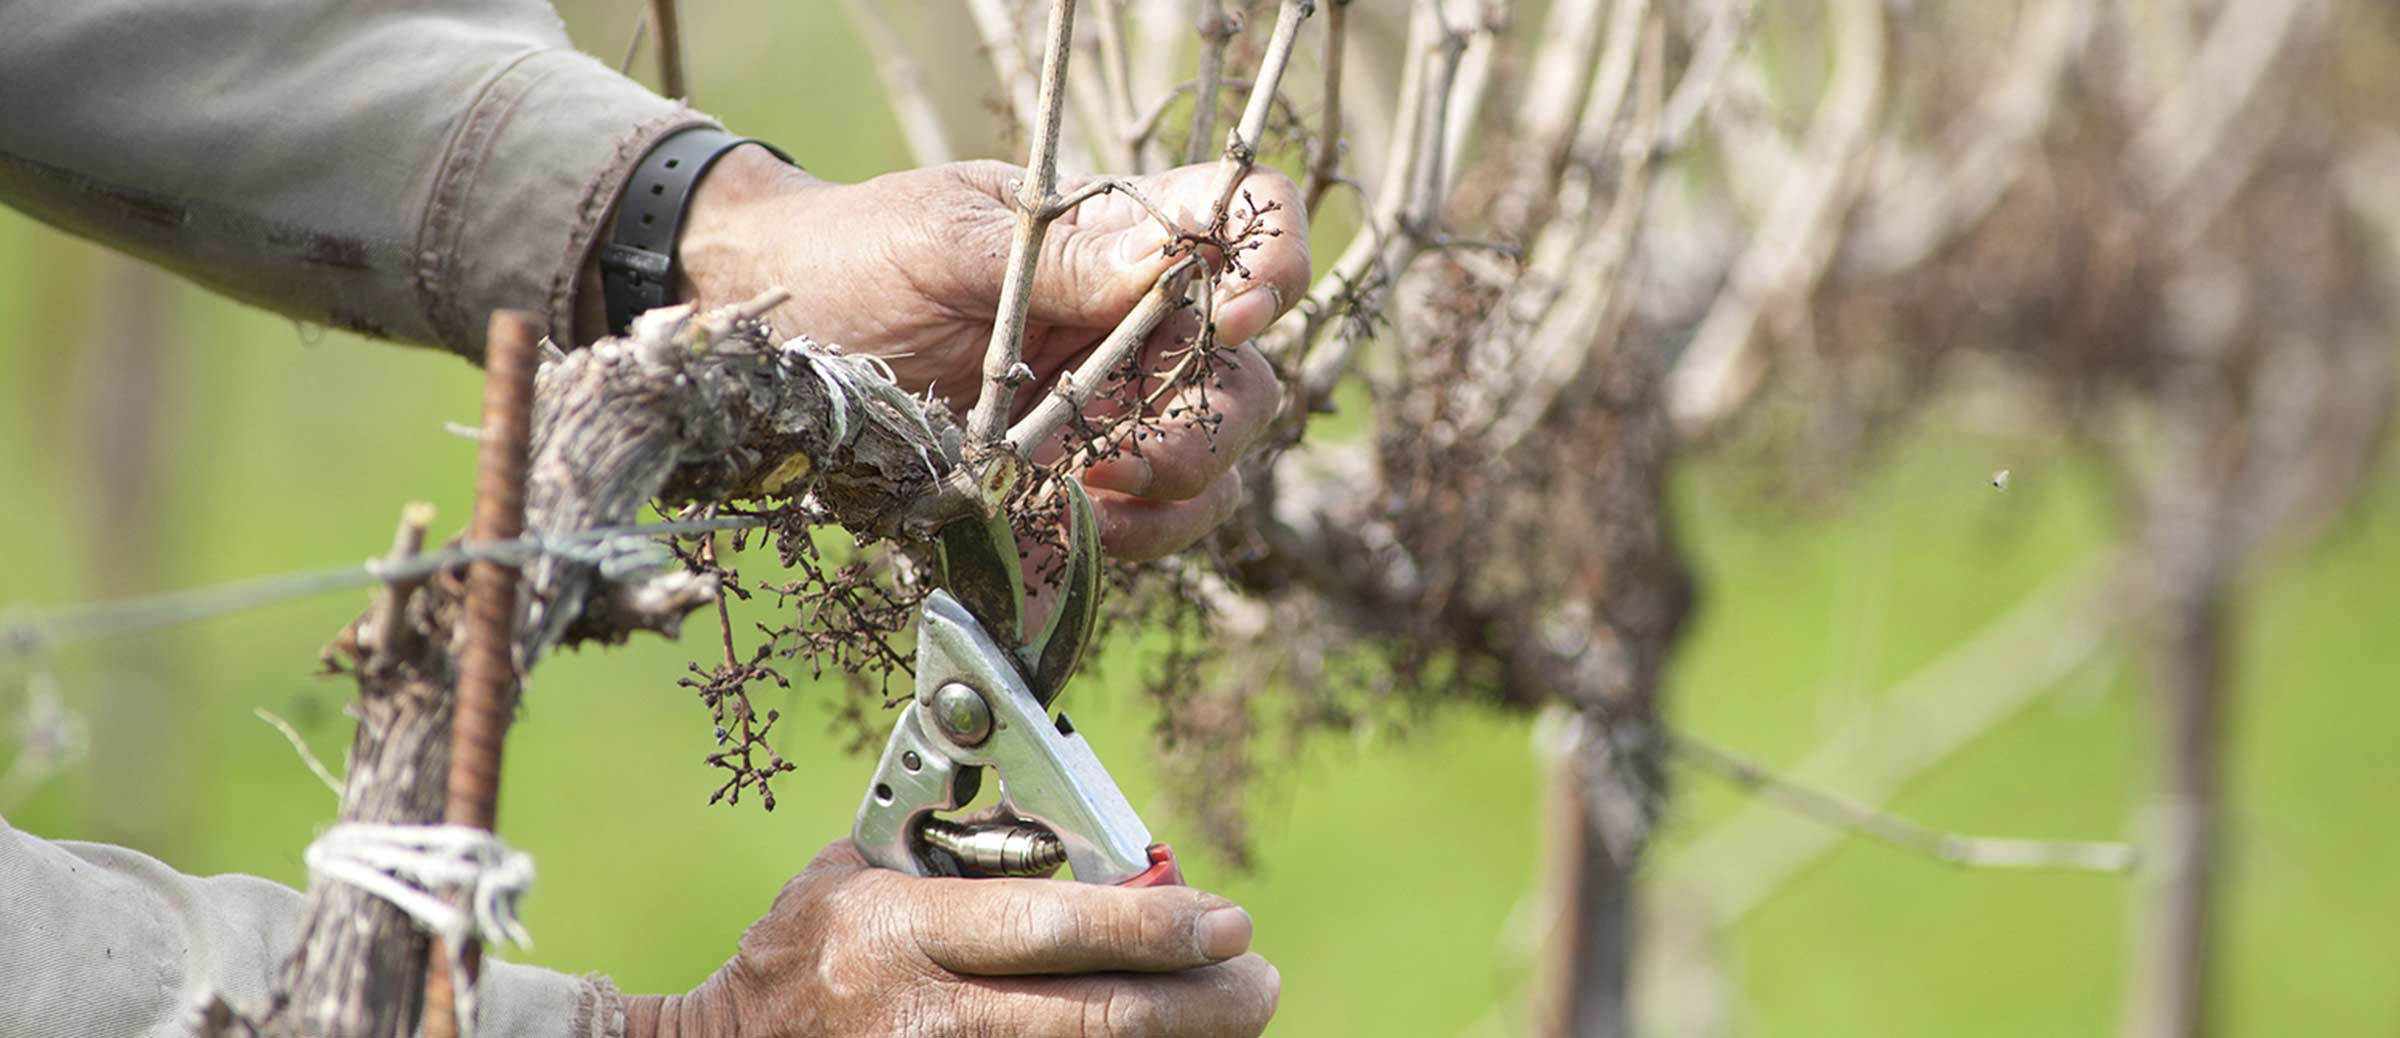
<box><xmin>918</xmin><ymin>819</ymin><xmax>1068</xmax><ymax>877</ymax></box>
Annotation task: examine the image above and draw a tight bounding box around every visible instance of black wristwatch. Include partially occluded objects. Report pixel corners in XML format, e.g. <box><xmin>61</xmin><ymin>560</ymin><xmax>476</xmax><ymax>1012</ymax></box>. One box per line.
<box><xmin>598</xmin><ymin>126</ymin><xmax>795</xmax><ymax>336</ymax></box>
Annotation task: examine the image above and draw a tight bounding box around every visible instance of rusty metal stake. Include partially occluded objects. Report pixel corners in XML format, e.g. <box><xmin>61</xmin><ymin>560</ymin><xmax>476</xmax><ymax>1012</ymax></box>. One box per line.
<box><xmin>424</xmin><ymin>310</ymin><xmax>541</xmax><ymax>1038</ymax></box>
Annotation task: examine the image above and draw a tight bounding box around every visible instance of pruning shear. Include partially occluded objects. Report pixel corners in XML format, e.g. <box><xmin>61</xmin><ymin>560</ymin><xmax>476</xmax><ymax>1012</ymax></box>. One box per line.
<box><xmin>851</xmin><ymin>479</ymin><xmax>1183</xmax><ymax>887</ymax></box>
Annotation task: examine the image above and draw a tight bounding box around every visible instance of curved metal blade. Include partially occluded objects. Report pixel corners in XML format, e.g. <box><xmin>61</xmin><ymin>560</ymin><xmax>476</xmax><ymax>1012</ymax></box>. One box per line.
<box><xmin>935</xmin><ymin>507</ymin><xmax>1025</xmax><ymax>647</ymax></box>
<box><xmin>1023</xmin><ymin>479</ymin><xmax>1104</xmax><ymax>708</ymax></box>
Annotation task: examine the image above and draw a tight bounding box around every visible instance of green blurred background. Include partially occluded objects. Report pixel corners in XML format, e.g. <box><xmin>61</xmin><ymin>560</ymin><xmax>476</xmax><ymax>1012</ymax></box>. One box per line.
<box><xmin>2</xmin><ymin>3</ymin><xmax>2395</xmax><ymax>1035</ymax></box>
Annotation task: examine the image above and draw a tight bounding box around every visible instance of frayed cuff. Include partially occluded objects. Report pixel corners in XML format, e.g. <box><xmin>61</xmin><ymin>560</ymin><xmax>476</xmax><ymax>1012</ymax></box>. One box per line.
<box><xmin>416</xmin><ymin>47</ymin><xmax>717</xmax><ymax>358</ymax></box>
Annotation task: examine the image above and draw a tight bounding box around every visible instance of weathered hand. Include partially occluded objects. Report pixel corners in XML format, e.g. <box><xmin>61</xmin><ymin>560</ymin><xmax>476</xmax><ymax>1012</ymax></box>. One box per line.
<box><xmin>620</xmin><ymin>840</ymin><xmax>1280</xmax><ymax>1038</ymax></box>
<box><xmin>675</xmin><ymin>148</ymin><xmax>1308</xmax><ymax>561</ymax></box>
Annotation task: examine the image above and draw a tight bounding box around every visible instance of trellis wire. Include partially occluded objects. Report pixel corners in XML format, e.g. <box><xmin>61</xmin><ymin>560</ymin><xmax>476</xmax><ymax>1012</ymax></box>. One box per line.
<box><xmin>0</xmin><ymin>516</ymin><xmax>769</xmax><ymax>657</ymax></box>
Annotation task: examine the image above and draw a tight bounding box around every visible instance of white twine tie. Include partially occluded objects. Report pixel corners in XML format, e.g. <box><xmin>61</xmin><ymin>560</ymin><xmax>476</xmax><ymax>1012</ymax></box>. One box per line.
<box><xmin>304</xmin><ymin>822</ymin><xmax>536</xmax><ymax>1037</ymax></box>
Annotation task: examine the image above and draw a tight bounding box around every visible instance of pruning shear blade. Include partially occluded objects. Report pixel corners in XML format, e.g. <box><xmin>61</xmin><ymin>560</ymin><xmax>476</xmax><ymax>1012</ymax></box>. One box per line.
<box><xmin>931</xmin><ymin>479</ymin><xmax>1103</xmax><ymax>705</ymax></box>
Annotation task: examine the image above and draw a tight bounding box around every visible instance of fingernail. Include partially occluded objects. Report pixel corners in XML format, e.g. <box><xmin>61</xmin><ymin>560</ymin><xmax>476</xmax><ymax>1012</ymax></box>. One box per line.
<box><xmin>1083</xmin><ymin>452</ymin><xmax>1154</xmax><ymax>497</ymax></box>
<box><xmin>1198</xmin><ymin>906</ymin><xmax>1254</xmax><ymax>961</ymax></box>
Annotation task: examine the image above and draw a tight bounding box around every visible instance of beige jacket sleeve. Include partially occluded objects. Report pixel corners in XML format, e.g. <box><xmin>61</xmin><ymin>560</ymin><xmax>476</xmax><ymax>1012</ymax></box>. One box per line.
<box><xmin>0</xmin><ymin>814</ymin><xmax>629</xmax><ymax>1037</ymax></box>
<box><xmin>0</xmin><ymin>0</ymin><xmax>722</xmax><ymax>357</ymax></box>
<box><xmin>0</xmin><ymin>3</ymin><xmax>700</xmax><ymax>1027</ymax></box>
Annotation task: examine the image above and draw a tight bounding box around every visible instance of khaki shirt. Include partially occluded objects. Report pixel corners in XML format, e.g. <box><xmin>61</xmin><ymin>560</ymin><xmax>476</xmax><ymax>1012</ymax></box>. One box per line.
<box><xmin>0</xmin><ymin>0</ymin><xmax>718</xmax><ymax>357</ymax></box>
<box><xmin>0</xmin><ymin>815</ymin><xmax>620</xmax><ymax>1036</ymax></box>
<box><xmin>0</xmin><ymin>1</ymin><xmax>723</xmax><ymax>1033</ymax></box>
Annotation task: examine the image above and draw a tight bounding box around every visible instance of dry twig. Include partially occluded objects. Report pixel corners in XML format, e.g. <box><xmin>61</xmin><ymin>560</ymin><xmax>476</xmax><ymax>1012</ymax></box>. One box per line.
<box><xmin>841</xmin><ymin>0</ymin><xmax>957</xmax><ymax>165</ymax></box>
<box><xmin>645</xmin><ymin>0</ymin><xmax>686</xmax><ymax>99</ymax></box>
<box><xmin>964</xmin><ymin>0</ymin><xmax>1087</xmax><ymax>450</ymax></box>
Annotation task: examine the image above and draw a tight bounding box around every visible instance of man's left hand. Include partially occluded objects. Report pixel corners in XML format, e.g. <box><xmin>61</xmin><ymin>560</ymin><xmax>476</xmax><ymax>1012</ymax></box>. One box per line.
<box><xmin>673</xmin><ymin>149</ymin><xmax>1310</xmax><ymax>562</ymax></box>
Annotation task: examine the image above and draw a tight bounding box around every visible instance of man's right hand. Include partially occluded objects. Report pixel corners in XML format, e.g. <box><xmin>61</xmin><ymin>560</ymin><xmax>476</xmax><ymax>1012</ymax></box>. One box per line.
<box><xmin>620</xmin><ymin>840</ymin><xmax>1281</xmax><ymax>1037</ymax></box>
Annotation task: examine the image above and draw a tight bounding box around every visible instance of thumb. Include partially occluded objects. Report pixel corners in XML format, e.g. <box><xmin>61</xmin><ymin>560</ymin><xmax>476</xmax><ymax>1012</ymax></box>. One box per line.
<box><xmin>1031</xmin><ymin>215</ymin><xmax>1177</xmax><ymax>329</ymax></box>
<box><xmin>911</xmin><ymin>877</ymin><xmax>1256</xmax><ymax>976</ymax></box>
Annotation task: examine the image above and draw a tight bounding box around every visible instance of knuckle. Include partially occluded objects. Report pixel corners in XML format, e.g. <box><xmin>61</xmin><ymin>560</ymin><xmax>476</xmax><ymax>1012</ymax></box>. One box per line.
<box><xmin>895</xmin><ymin>976</ymin><xmax>962</xmax><ymax>1038</ymax></box>
<box><xmin>1004</xmin><ymin>883</ymin><xmax>1075</xmax><ymax>957</ymax></box>
<box><xmin>811</xmin><ymin>940</ymin><xmax>873</xmax><ymax>1010</ymax></box>
<box><xmin>1083</xmin><ymin>892</ymin><xmax>1141</xmax><ymax>957</ymax></box>
<box><xmin>768</xmin><ymin>870</ymin><xmax>819</xmax><ymax>917</ymax></box>
<box><xmin>1079</xmin><ymin>985</ymin><xmax>1150</xmax><ymax>1038</ymax></box>
<box><xmin>888</xmin><ymin>880</ymin><xmax>969</xmax><ymax>974</ymax></box>
<box><xmin>1138</xmin><ymin>892</ymin><xmax>1201</xmax><ymax>959</ymax></box>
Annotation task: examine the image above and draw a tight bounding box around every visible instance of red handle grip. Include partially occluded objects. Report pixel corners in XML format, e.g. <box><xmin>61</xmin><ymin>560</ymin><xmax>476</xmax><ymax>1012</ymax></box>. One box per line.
<box><xmin>1115</xmin><ymin>844</ymin><xmax>1183</xmax><ymax>887</ymax></box>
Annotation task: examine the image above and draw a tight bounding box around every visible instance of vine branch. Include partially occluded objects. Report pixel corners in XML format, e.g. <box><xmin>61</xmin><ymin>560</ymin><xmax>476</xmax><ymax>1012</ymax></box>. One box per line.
<box><xmin>1668</xmin><ymin>733</ymin><xmax>2139</xmax><ymax>874</ymax></box>
<box><xmin>965</xmin><ymin>0</ymin><xmax>1084</xmax><ymax>450</ymax></box>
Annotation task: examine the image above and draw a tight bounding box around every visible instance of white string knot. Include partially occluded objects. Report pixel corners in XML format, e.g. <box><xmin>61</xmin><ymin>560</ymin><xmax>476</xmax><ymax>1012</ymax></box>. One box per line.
<box><xmin>304</xmin><ymin>822</ymin><xmax>537</xmax><ymax>1037</ymax></box>
<box><xmin>306</xmin><ymin>822</ymin><xmax>535</xmax><ymax>948</ymax></box>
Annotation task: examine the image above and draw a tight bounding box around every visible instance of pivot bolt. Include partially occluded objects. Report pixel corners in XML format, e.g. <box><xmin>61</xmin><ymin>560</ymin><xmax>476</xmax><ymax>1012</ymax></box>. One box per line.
<box><xmin>931</xmin><ymin>682</ymin><xmax>994</xmax><ymax>747</ymax></box>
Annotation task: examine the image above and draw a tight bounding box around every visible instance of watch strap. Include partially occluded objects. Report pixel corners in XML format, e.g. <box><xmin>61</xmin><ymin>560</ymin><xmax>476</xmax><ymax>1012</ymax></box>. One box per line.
<box><xmin>599</xmin><ymin>127</ymin><xmax>794</xmax><ymax>336</ymax></box>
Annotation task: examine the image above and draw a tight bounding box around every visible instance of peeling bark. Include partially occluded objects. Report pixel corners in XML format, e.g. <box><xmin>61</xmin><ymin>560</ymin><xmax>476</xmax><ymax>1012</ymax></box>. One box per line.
<box><xmin>254</xmin><ymin>304</ymin><xmax>963</xmax><ymax>1037</ymax></box>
